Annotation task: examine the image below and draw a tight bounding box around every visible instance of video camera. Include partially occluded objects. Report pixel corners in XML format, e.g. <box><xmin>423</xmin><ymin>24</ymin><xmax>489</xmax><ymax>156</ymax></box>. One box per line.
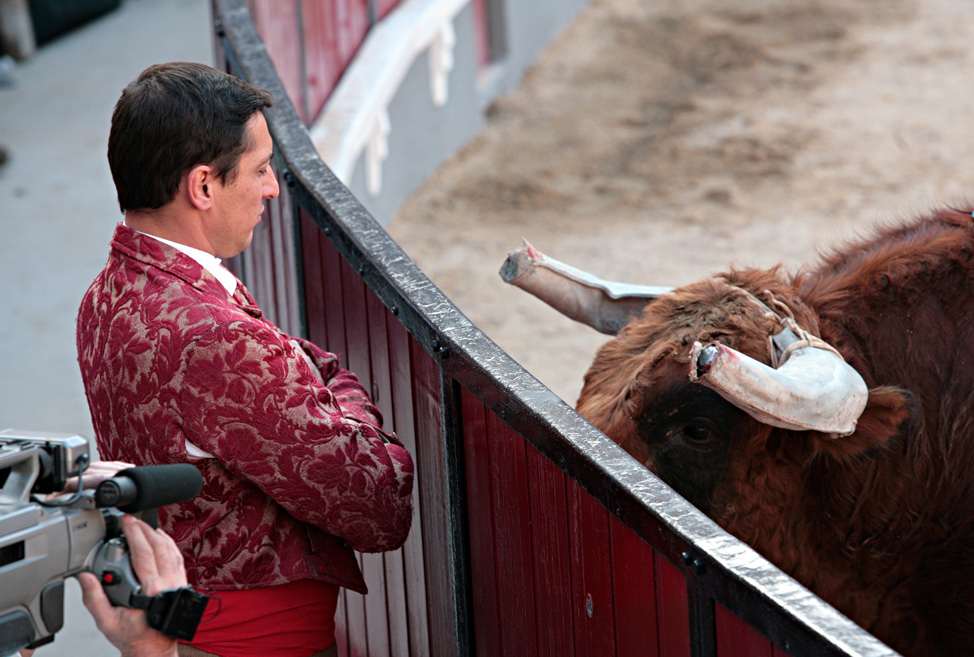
<box><xmin>0</xmin><ymin>430</ymin><xmax>207</xmax><ymax>655</ymax></box>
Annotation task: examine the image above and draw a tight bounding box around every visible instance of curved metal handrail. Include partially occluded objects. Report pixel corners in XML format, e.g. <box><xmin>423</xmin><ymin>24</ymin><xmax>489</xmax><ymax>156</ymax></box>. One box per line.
<box><xmin>212</xmin><ymin>2</ymin><xmax>898</xmax><ymax>655</ymax></box>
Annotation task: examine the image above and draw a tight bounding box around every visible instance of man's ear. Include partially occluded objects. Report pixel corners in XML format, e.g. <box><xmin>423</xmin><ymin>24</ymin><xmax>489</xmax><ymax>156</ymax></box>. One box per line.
<box><xmin>186</xmin><ymin>164</ymin><xmax>214</xmax><ymax>211</ymax></box>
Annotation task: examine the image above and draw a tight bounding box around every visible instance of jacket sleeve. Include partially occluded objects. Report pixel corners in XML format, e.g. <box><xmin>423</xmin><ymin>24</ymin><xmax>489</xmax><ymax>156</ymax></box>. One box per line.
<box><xmin>289</xmin><ymin>336</ymin><xmax>397</xmax><ymax>441</ymax></box>
<box><xmin>179</xmin><ymin>319</ymin><xmax>414</xmax><ymax>553</ymax></box>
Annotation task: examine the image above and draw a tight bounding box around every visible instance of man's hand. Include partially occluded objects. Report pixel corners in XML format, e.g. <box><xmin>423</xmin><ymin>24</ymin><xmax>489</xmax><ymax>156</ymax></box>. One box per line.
<box><xmin>63</xmin><ymin>460</ymin><xmax>136</xmax><ymax>493</ymax></box>
<box><xmin>77</xmin><ymin>515</ymin><xmax>187</xmax><ymax>657</ymax></box>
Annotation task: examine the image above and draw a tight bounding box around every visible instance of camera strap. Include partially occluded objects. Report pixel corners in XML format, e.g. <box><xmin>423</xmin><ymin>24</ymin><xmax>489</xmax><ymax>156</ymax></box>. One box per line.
<box><xmin>129</xmin><ymin>586</ymin><xmax>210</xmax><ymax>641</ymax></box>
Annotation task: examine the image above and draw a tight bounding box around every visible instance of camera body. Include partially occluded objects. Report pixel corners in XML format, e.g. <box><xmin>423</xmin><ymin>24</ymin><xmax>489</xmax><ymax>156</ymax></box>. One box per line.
<box><xmin>0</xmin><ymin>430</ymin><xmax>205</xmax><ymax>654</ymax></box>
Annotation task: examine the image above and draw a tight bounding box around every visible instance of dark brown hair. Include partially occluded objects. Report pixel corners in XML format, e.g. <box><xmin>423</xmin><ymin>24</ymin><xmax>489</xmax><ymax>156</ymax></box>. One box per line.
<box><xmin>108</xmin><ymin>62</ymin><xmax>274</xmax><ymax>212</ymax></box>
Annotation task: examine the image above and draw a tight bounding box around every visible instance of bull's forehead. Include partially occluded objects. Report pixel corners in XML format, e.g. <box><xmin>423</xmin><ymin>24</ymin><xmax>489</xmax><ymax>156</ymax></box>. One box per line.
<box><xmin>642</xmin><ymin>283</ymin><xmax>782</xmax><ymax>360</ymax></box>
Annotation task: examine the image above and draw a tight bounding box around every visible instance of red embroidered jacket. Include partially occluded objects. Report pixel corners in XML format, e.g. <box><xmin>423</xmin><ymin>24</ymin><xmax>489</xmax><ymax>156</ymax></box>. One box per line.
<box><xmin>77</xmin><ymin>224</ymin><xmax>414</xmax><ymax>593</ymax></box>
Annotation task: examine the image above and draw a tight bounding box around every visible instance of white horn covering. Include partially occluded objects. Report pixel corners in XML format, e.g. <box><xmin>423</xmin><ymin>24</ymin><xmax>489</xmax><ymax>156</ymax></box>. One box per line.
<box><xmin>689</xmin><ymin>340</ymin><xmax>868</xmax><ymax>436</ymax></box>
<box><xmin>500</xmin><ymin>241</ymin><xmax>671</xmax><ymax>335</ymax></box>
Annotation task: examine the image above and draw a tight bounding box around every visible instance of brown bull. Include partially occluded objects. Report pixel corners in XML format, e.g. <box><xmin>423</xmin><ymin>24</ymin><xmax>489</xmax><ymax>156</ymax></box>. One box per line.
<box><xmin>502</xmin><ymin>206</ymin><xmax>974</xmax><ymax>657</ymax></box>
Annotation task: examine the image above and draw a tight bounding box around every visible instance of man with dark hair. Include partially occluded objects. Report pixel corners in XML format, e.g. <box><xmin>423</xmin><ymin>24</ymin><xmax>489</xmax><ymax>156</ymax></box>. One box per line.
<box><xmin>107</xmin><ymin>62</ymin><xmax>275</xmax><ymax>216</ymax></box>
<box><xmin>77</xmin><ymin>62</ymin><xmax>414</xmax><ymax>657</ymax></box>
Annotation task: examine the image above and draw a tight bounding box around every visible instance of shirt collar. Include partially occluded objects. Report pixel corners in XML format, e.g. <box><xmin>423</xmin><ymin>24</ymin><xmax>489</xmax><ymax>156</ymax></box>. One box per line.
<box><xmin>136</xmin><ymin>231</ymin><xmax>238</xmax><ymax>296</ymax></box>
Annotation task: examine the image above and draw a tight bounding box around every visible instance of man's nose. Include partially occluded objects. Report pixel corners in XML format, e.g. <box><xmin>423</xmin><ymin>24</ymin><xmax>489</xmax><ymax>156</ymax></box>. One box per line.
<box><xmin>264</xmin><ymin>165</ymin><xmax>280</xmax><ymax>199</ymax></box>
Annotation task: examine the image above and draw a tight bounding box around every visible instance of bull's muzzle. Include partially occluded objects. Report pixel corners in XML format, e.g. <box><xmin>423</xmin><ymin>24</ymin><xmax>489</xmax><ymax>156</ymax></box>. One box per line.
<box><xmin>690</xmin><ymin>340</ymin><xmax>868</xmax><ymax>436</ymax></box>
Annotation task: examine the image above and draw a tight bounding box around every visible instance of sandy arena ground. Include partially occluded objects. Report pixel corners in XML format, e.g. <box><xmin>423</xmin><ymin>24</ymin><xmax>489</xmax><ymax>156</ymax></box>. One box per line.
<box><xmin>388</xmin><ymin>0</ymin><xmax>974</xmax><ymax>406</ymax></box>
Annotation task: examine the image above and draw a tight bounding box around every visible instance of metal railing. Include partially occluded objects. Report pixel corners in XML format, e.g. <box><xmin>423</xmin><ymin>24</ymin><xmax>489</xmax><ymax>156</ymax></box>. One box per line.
<box><xmin>212</xmin><ymin>1</ymin><xmax>899</xmax><ymax>655</ymax></box>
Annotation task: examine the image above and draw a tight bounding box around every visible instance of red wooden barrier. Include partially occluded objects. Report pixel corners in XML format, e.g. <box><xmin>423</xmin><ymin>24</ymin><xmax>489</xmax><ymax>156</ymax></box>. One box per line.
<box><xmin>456</xmin><ymin>383</ymin><xmax>787</xmax><ymax>657</ymax></box>
<box><xmin>300</xmin><ymin>207</ymin><xmax>436</xmax><ymax>657</ymax></box>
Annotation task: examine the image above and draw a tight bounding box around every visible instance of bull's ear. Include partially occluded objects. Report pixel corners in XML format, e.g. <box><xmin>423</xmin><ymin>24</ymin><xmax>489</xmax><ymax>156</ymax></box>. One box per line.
<box><xmin>813</xmin><ymin>386</ymin><xmax>916</xmax><ymax>462</ymax></box>
<box><xmin>577</xmin><ymin>355</ymin><xmax>656</xmax><ymax>462</ymax></box>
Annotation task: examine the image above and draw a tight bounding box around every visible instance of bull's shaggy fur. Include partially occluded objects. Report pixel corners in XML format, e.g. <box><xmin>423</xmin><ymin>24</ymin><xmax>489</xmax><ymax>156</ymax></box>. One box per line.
<box><xmin>577</xmin><ymin>206</ymin><xmax>974</xmax><ymax>656</ymax></box>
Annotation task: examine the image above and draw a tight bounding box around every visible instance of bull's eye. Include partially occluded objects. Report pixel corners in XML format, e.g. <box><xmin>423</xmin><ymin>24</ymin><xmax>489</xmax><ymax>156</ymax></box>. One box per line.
<box><xmin>682</xmin><ymin>420</ymin><xmax>717</xmax><ymax>447</ymax></box>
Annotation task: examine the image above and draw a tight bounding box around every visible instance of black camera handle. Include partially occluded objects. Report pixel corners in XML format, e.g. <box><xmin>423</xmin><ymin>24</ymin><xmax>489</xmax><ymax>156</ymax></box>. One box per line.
<box><xmin>129</xmin><ymin>586</ymin><xmax>210</xmax><ymax>641</ymax></box>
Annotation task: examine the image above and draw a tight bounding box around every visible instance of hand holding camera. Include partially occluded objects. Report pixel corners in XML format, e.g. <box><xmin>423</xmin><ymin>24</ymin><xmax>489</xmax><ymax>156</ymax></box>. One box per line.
<box><xmin>78</xmin><ymin>514</ymin><xmax>186</xmax><ymax>657</ymax></box>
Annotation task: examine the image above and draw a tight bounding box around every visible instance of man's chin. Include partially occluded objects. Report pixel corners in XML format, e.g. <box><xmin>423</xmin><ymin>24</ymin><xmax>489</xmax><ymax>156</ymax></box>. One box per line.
<box><xmin>239</xmin><ymin>232</ymin><xmax>255</xmax><ymax>255</ymax></box>
<box><xmin>220</xmin><ymin>234</ymin><xmax>254</xmax><ymax>260</ymax></box>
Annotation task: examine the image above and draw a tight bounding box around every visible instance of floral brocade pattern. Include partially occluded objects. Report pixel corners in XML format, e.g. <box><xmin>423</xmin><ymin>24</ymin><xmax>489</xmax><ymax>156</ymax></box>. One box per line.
<box><xmin>77</xmin><ymin>224</ymin><xmax>414</xmax><ymax>593</ymax></box>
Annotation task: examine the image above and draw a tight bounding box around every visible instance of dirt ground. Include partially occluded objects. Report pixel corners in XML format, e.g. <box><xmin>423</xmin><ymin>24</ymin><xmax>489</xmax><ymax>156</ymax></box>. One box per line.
<box><xmin>388</xmin><ymin>0</ymin><xmax>974</xmax><ymax>407</ymax></box>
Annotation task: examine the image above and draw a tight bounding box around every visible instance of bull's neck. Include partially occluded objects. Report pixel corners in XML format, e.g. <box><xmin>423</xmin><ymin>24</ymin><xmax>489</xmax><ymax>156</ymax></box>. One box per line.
<box><xmin>723</xmin><ymin>440</ymin><xmax>908</xmax><ymax>606</ymax></box>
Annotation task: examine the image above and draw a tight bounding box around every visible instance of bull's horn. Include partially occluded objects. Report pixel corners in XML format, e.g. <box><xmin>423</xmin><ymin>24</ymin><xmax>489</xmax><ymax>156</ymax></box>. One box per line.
<box><xmin>689</xmin><ymin>341</ymin><xmax>868</xmax><ymax>436</ymax></box>
<box><xmin>499</xmin><ymin>241</ymin><xmax>672</xmax><ymax>335</ymax></box>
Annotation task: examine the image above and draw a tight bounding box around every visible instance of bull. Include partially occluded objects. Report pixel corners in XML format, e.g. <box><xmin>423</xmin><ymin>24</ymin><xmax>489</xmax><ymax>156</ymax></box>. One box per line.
<box><xmin>501</xmin><ymin>206</ymin><xmax>974</xmax><ymax>657</ymax></box>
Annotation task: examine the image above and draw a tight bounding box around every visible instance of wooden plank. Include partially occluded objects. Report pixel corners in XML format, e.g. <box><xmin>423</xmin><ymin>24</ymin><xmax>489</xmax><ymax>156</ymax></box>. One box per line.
<box><xmin>345</xmin><ymin>586</ymin><xmax>368</xmax><ymax>657</ymax></box>
<box><xmin>364</xmin><ymin>291</ymin><xmax>391</xmax><ymax>417</ymax></box>
<box><xmin>609</xmin><ymin>514</ymin><xmax>660</xmax><ymax>657</ymax></box>
<box><xmin>300</xmin><ymin>0</ymin><xmax>343</xmax><ymax>121</ymax></box>
<box><xmin>715</xmin><ymin>604</ymin><xmax>774</xmax><ymax>657</ymax></box>
<box><xmin>361</xmin><ymin>551</ymin><xmax>391</xmax><ymax>657</ymax></box>
<box><xmin>390</xmin><ymin>325</ymin><xmax>430</xmax><ymax>656</ymax></box>
<box><xmin>244</xmin><ymin>200</ymin><xmax>275</xmax><ymax>317</ymax></box>
<box><xmin>688</xmin><ymin>582</ymin><xmax>716</xmax><ymax>657</ymax></box>
<box><xmin>267</xmin><ymin>198</ymin><xmax>288</xmax><ymax>327</ymax></box>
<box><xmin>319</xmin><ymin>233</ymin><xmax>347</xmax><ymax>364</ymax></box>
<box><xmin>383</xmin><ymin>547</ymin><xmax>409</xmax><ymax>657</ymax></box>
<box><xmin>339</xmin><ymin>258</ymin><xmax>371</xmax><ymax>387</ymax></box>
<box><xmin>375</xmin><ymin>0</ymin><xmax>402</xmax><ymax>20</ymax></box>
<box><xmin>656</xmin><ymin>553</ymin><xmax>691</xmax><ymax>657</ymax></box>
<box><xmin>249</xmin><ymin>0</ymin><xmax>306</xmax><ymax>122</ymax></box>
<box><xmin>567</xmin><ymin>481</ymin><xmax>615</xmax><ymax>656</ymax></box>
<box><xmin>460</xmin><ymin>390</ymin><xmax>500</xmax><ymax>657</ymax></box>
<box><xmin>487</xmin><ymin>411</ymin><xmax>538</xmax><ymax>657</ymax></box>
<box><xmin>335</xmin><ymin>0</ymin><xmax>370</xmax><ymax>65</ymax></box>
<box><xmin>356</xmin><ymin>291</ymin><xmax>394</xmax><ymax>657</ymax></box>
<box><xmin>366</xmin><ymin>296</ymin><xmax>409</xmax><ymax>657</ymax></box>
<box><xmin>299</xmin><ymin>210</ymin><xmax>327</xmax><ymax>346</ymax></box>
<box><xmin>524</xmin><ymin>442</ymin><xmax>574</xmax><ymax>657</ymax></box>
<box><xmin>335</xmin><ymin>590</ymin><xmax>350</xmax><ymax>657</ymax></box>
<box><xmin>411</xmin><ymin>339</ymin><xmax>456</xmax><ymax>657</ymax></box>
<box><xmin>338</xmin><ymin>258</ymin><xmax>376</xmax><ymax>655</ymax></box>
<box><xmin>274</xmin><ymin>186</ymin><xmax>301</xmax><ymax>335</ymax></box>
<box><xmin>471</xmin><ymin>0</ymin><xmax>490</xmax><ymax>68</ymax></box>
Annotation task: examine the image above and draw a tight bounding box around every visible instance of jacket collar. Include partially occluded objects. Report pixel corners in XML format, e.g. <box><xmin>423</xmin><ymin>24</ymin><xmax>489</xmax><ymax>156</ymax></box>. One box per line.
<box><xmin>109</xmin><ymin>223</ymin><xmax>262</xmax><ymax>318</ymax></box>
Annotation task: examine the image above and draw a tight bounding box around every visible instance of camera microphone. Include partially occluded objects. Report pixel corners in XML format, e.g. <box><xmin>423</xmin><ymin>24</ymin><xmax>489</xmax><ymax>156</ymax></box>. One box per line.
<box><xmin>95</xmin><ymin>464</ymin><xmax>203</xmax><ymax>512</ymax></box>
